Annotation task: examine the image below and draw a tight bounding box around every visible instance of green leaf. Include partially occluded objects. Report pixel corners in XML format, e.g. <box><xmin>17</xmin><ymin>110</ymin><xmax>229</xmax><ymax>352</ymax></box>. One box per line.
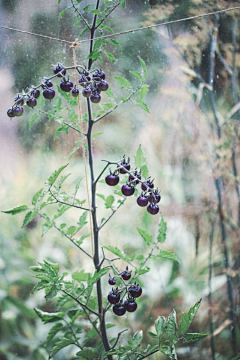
<box><xmin>87</xmin><ymin>49</ymin><xmax>102</xmax><ymax>61</ymax></box>
<box><xmin>130</xmin><ymin>71</ymin><xmax>143</xmax><ymax>81</ymax></box>
<box><xmin>88</xmin><ymin>268</ymin><xmax>109</xmax><ymax>286</ymax></box>
<box><xmin>137</xmin><ymin>55</ymin><xmax>147</xmax><ymax>79</ymax></box>
<box><xmin>107</xmin><ymin>38</ymin><xmax>121</xmax><ymax>48</ymax></box>
<box><xmin>131</xmin><ymin>330</ymin><xmax>143</xmax><ymax>349</ymax></box>
<box><xmin>114</xmin><ymin>76</ymin><xmax>131</xmax><ymax>89</ymax></box>
<box><xmin>160</xmin><ymin>345</ymin><xmax>177</xmax><ymax>360</ymax></box>
<box><xmin>29</xmin><ymin>113</ymin><xmax>38</xmax><ymax>128</ymax></box>
<box><xmin>157</xmin><ymin>250</ymin><xmax>180</xmax><ymax>263</ymax></box>
<box><xmin>183</xmin><ymin>333</ymin><xmax>208</xmax><ymax>343</ymax></box>
<box><xmin>2</xmin><ymin>204</ymin><xmax>28</xmax><ymax>215</ymax></box>
<box><xmin>141</xmin><ymin>164</ymin><xmax>149</xmax><ymax>178</ymax></box>
<box><xmin>140</xmin><ymin>85</ymin><xmax>149</xmax><ymax>100</ymax></box>
<box><xmin>155</xmin><ymin>316</ymin><xmax>166</xmax><ymax>337</ymax></box>
<box><xmin>34</xmin><ymin>308</ymin><xmax>65</xmax><ymax>324</ymax></box>
<box><xmin>167</xmin><ymin>309</ymin><xmax>178</xmax><ymax>335</ymax></box>
<box><xmin>119</xmin><ymin>0</ymin><xmax>126</xmax><ymax>8</ymax></box>
<box><xmin>157</xmin><ymin>215</ymin><xmax>167</xmax><ymax>243</ymax></box>
<box><xmin>49</xmin><ymin>337</ymin><xmax>75</xmax><ymax>358</ymax></box>
<box><xmin>47</xmin><ymin>164</ymin><xmax>68</xmax><ymax>186</ymax></box>
<box><xmin>59</xmin><ymin>7</ymin><xmax>71</xmax><ymax>20</ymax></box>
<box><xmin>105</xmin><ymin>195</ymin><xmax>114</xmax><ymax>209</ymax></box>
<box><xmin>137</xmin><ymin>227</ymin><xmax>153</xmax><ymax>245</ymax></box>
<box><xmin>32</xmin><ymin>188</ymin><xmax>43</xmax><ymax>206</ymax></box>
<box><xmin>78</xmin><ymin>211</ymin><xmax>88</xmax><ymax>227</ymax></box>
<box><xmin>136</xmin><ymin>100</ymin><xmax>150</xmax><ymax>113</ymax></box>
<box><xmin>148</xmin><ymin>331</ymin><xmax>158</xmax><ymax>339</ymax></box>
<box><xmin>92</xmin><ymin>132</ymin><xmax>103</xmax><ymax>138</ymax></box>
<box><xmin>76</xmin><ymin>349</ymin><xmax>95</xmax><ymax>358</ymax></box>
<box><xmin>121</xmin><ymin>96</ymin><xmax>128</xmax><ymax>101</ymax></box>
<box><xmin>103</xmin><ymin>245</ymin><xmax>130</xmax><ymax>262</ymax></box>
<box><xmin>83</xmin><ymin>4</ymin><xmax>93</xmax><ymax>12</ymax></box>
<box><xmin>46</xmin><ymin>323</ymin><xmax>65</xmax><ymax>346</ymax></box>
<box><xmin>22</xmin><ymin>209</ymin><xmax>38</xmax><ymax>228</ymax></box>
<box><xmin>180</xmin><ymin>299</ymin><xmax>202</xmax><ymax>336</ymax></box>
<box><xmin>134</xmin><ymin>145</ymin><xmax>147</xmax><ymax>169</ymax></box>
<box><xmin>106</xmin><ymin>52</ymin><xmax>116</xmax><ymax>62</ymax></box>
<box><xmin>66</xmin><ymin>226</ymin><xmax>77</xmax><ymax>236</ymax></box>
<box><xmin>72</xmin><ymin>270</ymin><xmax>88</xmax><ymax>282</ymax></box>
<box><xmin>136</xmin><ymin>267</ymin><xmax>150</xmax><ymax>275</ymax></box>
<box><xmin>136</xmin><ymin>255</ymin><xmax>144</xmax><ymax>260</ymax></box>
<box><xmin>97</xmin><ymin>193</ymin><xmax>105</xmax><ymax>200</ymax></box>
<box><xmin>100</xmin><ymin>25</ymin><xmax>114</xmax><ymax>34</ymax></box>
<box><xmin>90</xmin><ymin>9</ymin><xmax>100</xmax><ymax>14</ymax></box>
<box><xmin>54</xmin><ymin>125</ymin><xmax>68</xmax><ymax>139</ymax></box>
<box><xmin>79</xmin><ymin>26</ymin><xmax>89</xmax><ymax>37</ymax></box>
<box><xmin>42</xmin><ymin>223</ymin><xmax>53</xmax><ymax>237</ymax></box>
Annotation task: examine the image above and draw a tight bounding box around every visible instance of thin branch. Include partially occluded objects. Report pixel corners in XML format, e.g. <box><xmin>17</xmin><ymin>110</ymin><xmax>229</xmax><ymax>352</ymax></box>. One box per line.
<box><xmin>96</xmin><ymin>2</ymin><xmax>120</xmax><ymax>30</ymax></box>
<box><xmin>216</xmin><ymin>49</ymin><xmax>233</xmax><ymax>75</ymax></box>
<box><xmin>71</xmin><ymin>0</ymin><xmax>91</xmax><ymax>30</ymax></box>
<box><xmin>49</xmin><ymin>188</ymin><xmax>90</xmax><ymax>211</ymax></box>
<box><xmin>82</xmin><ymin>308</ymin><xmax>102</xmax><ymax>339</ymax></box>
<box><xmin>63</xmin><ymin>290</ymin><xmax>100</xmax><ymax>317</ymax></box>
<box><xmin>98</xmin><ymin>198</ymin><xmax>126</xmax><ymax>230</ymax></box>
<box><xmin>109</xmin><ymin>329</ymin><xmax>128</xmax><ymax>350</ymax></box>
<box><xmin>63</xmin><ymin>319</ymin><xmax>83</xmax><ymax>350</ymax></box>
<box><xmin>94</xmin><ymin>163</ymin><xmax>110</xmax><ymax>184</ymax></box>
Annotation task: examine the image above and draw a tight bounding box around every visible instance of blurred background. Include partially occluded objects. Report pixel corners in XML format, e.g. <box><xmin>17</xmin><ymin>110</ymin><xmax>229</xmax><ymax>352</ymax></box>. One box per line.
<box><xmin>0</xmin><ymin>0</ymin><xmax>240</xmax><ymax>359</ymax></box>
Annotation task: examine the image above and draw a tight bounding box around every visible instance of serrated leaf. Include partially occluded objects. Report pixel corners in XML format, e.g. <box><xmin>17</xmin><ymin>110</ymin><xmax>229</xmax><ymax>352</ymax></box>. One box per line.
<box><xmin>105</xmin><ymin>195</ymin><xmax>114</xmax><ymax>209</ymax></box>
<box><xmin>72</xmin><ymin>270</ymin><xmax>89</xmax><ymax>282</ymax></box>
<box><xmin>22</xmin><ymin>209</ymin><xmax>38</xmax><ymax>228</ymax></box>
<box><xmin>134</xmin><ymin>145</ymin><xmax>147</xmax><ymax>169</ymax></box>
<box><xmin>137</xmin><ymin>227</ymin><xmax>153</xmax><ymax>245</ymax></box>
<box><xmin>114</xmin><ymin>76</ymin><xmax>131</xmax><ymax>89</ymax></box>
<box><xmin>46</xmin><ymin>323</ymin><xmax>64</xmax><ymax>345</ymax></box>
<box><xmin>130</xmin><ymin>71</ymin><xmax>143</xmax><ymax>81</ymax></box>
<box><xmin>78</xmin><ymin>211</ymin><xmax>88</xmax><ymax>227</ymax></box>
<box><xmin>29</xmin><ymin>113</ymin><xmax>38</xmax><ymax>128</ymax></box>
<box><xmin>100</xmin><ymin>25</ymin><xmax>114</xmax><ymax>34</ymax></box>
<box><xmin>157</xmin><ymin>215</ymin><xmax>167</xmax><ymax>243</ymax></box>
<box><xmin>32</xmin><ymin>188</ymin><xmax>43</xmax><ymax>206</ymax></box>
<box><xmin>47</xmin><ymin>164</ymin><xmax>68</xmax><ymax>186</ymax></box>
<box><xmin>59</xmin><ymin>7</ymin><xmax>71</xmax><ymax>20</ymax></box>
<box><xmin>167</xmin><ymin>310</ymin><xmax>178</xmax><ymax>335</ymax></box>
<box><xmin>107</xmin><ymin>38</ymin><xmax>121</xmax><ymax>48</ymax></box>
<box><xmin>103</xmin><ymin>245</ymin><xmax>129</xmax><ymax>262</ymax></box>
<box><xmin>54</xmin><ymin>125</ymin><xmax>68</xmax><ymax>139</ymax></box>
<box><xmin>2</xmin><ymin>204</ymin><xmax>28</xmax><ymax>215</ymax></box>
<box><xmin>42</xmin><ymin>223</ymin><xmax>53</xmax><ymax>237</ymax></box>
<box><xmin>155</xmin><ymin>316</ymin><xmax>166</xmax><ymax>337</ymax></box>
<box><xmin>140</xmin><ymin>85</ymin><xmax>149</xmax><ymax>100</ymax></box>
<box><xmin>157</xmin><ymin>250</ymin><xmax>180</xmax><ymax>263</ymax></box>
<box><xmin>49</xmin><ymin>337</ymin><xmax>75</xmax><ymax>358</ymax></box>
<box><xmin>148</xmin><ymin>331</ymin><xmax>158</xmax><ymax>338</ymax></box>
<box><xmin>180</xmin><ymin>299</ymin><xmax>202</xmax><ymax>336</ymax></box>
<box><xmin>136</xmin><ymin>100</ymin><xmax>150</xmax><ymax>113</ymax></box>
<box><xmin>137</xmin><ymin>56</ymin><xmax>147</xmax><ymax>78</ymax></box>
<box><xmin>141</xmin><ymin>164</ymin><xmax>149</xmax><ymax>178</ymax></box>
<box><xmin>88</xmin><ymin>268</ymin><xmax>109</xmax><ymax>286</ymax></box>
<box><xmin>119</xmin><ymin>0</ymin><xmax>126</xmax><ymax>8</ymax></box>
<box><xmin>34</xmin><ymin>308</ymin><xmax>64</xmax><ymax>324</ymax></box>
<box><xmin>183</xmin><ymin>333</ymin><xmax>208</xmax><ymax>343</ymax></box>
<box><xmin>161</xmin><ymin>345</ymin><xmax>177</xmax><ymax>360</ymax></box>
<box><xmin>106</xmin><ymin>52</ymin><xmax>116</xmax><ymax>62</ymax></box>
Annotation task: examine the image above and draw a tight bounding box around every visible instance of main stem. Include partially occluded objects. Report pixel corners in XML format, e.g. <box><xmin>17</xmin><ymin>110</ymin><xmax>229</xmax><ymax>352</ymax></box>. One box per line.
<box><xmin>85</xmin><ymin>0</ymin><xmax>112</xmax><ymax>357</ymax></box>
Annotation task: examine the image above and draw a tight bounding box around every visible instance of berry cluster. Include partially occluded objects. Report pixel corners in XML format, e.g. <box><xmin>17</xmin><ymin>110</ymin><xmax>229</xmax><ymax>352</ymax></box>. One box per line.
<box><xmin>108</xmin><ymin>267</ymin><xmax>142</xmax><ymax>316</ymax></box>
<box><xmin>105</xmin><ymin>156</ymin><xmax>161</xmax><ymax>215</ymax></box>
<box><xmin>7</xmin><ymin>63</ymin><xmax>108</xmax><ymax>118</ymax></box>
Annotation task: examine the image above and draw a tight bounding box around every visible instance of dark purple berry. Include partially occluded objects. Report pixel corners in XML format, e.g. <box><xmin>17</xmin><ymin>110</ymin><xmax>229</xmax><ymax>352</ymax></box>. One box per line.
<box><xmin>141</xmin><ymin>179</ymin><xmax>154</xmax><ymax>192</ymax></box>
<box><xmin>128</xmin><ymin>284</ymin><xmax>142</xmax><ymax>298</ymax></box>
<box><xmin>113</xmin><ymin>303</ymin><xmax>126</xmax><ymax>316</ymax></box>
<box><xmin>13</xmin><ymin>106</ymin><xmax>24</xmax><ymax>116</ymax></box>
<box><xmin>14</xmin><ymin>95</ymin><xmax>24</xmax><ymax>106</ymax></box>
<box><xmin>137</xmin><ymin>195</ymin><xmax>148</xmax><ymax>207</ymax></box>
<box><xmin>41</xmin><ymin>80</ymin><xmax>53</xmax><ymax>89</ymax></box>
<box><xmin>149</xmin><ymin>190</ymin><xmax>161</xmax><ymax>203</ymax></box>
<box><xmin>98</xmin><ymin>81</ymin><xmax>109</xmax><ymax>91</ymax></box>
<box><xmin>147</xmin><ymin>203</ymin><xmax>159</xmax><ymax>215</ymax></box>
<box><xmin>93</xmin><ymin>70</ymin><xmax>105</xmax><ymax>80</ymax></box>
<box><xmin>124</xmin><ymin>299</ymin><xmax>137</xmax><ymax>312</ymax></box>
<box><xmin>108</xmin><ymin>290</ymin><xmax>120</xmax><ymax>304</ymax></box>
<box><xmin>79</xmin><ymin>75</ymin><xmax>86</xmax><ymax>84</ymax></box>
<box><xmin>121</xmin><ymin>183</ymin><xmax>135</xmax><ymax>197</ymax></box>
<box><xmin>53</xmin><ymin>64</ymin><xmax>66</xmax><ymax>77</ymax></box>
<box><xmin>118</xmin><ymin>157</ymin><xmax>131</xmax><ymax>174</ymax></box>
<box><xmin>7</xmin><ymin>108</ymin><xmax>15</xmax><ymax>118</ymax></box>
<box><xmin>71</xmin><ymin>87</ymin><xmax>79</xmax><ymax>97</ymax></box>
<box><xmin>26</xmin><ymin>97</ymin><xmax>37</xmax><ymax>108</ymax></box>
<box><xmin>31</xmin><ymin>89</ymin><xmax>40</xmax><ymax>99</ymax></box>
<box><xmin>43</xmin><ymin>88</ymin><xmax>55</xmax><ymax>100</ymax></box>
<box><xmin>121</xmin><ymin>266</ymin><xmax>131</xmax><ymax>280</ymax></box>
<box><xmin>105</xmin><ymin>172</ymin><xmax>119</xmax><ymax>186</ymax></box>
<box><xmin>109</xmin><ymin>275</ymin><xmax>116</xmax><ymax>286</ymax></box>
<box><xmin>90</xmin><ymin>93</ymin><xmax>101</xmax><ymax>103</ymax></box>
<box><xmin>60</xmin><ymin>79</ymin><xmax>73</xmax><ymax>92</ymax></box>
<box><xmin>86</xmin><ymin>75</ymin><xmax>91</xmax><ymax>82</ymax></box>
<box><xmin>82</xmin><ymin>88</ymin><xmax>92</xmax><ymax>98</ymax></box>
<box><xmin>129</xmin><ymin>169</ymin><xmax>141</xmax><ymax>184</ymax></box>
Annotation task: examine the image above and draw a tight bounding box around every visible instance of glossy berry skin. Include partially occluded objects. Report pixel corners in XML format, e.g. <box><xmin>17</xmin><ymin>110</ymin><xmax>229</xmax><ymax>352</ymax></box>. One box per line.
<box><xmin>79</xmin><ymin>75</ymin><xmax>86</xmax><ymax>84</ymax></box>
<box><xmin>60</xmin><ymin>80</ymin><xmax>73</xmax><ymax>92</ymax></box>
<box><xmin>149</xmin><ymin>192</ymin><xmax>161</xmax><ymax>203</ymax></box>
<box><xmin>71</xmin><ymin>88</ymin><xmax>79</xmax><ymax>97</ymax></box>
<box><xmin>149</xmin><ymin>0</ymin><xmax>158</xmax><ymax>5</ymax></box>
<box><xmin>86</xmin><ymin>75</ymin><xmax>91</xmax><ymax>82</ymax></box>
<box><xmin>105</xmin><ymin>173</ymin><xmax>119</xmax><ymax>186</ymax></box>
<box><xmin>26</xmin><ymin>97</ymin><xmax>37</xmax><ymax>108</ymax></box>
<box><xmin>31</xmin><ymin>89</ymin><xmax>40</xmax><ymax>99</ymax></box>
<box><xmin>82</xmin><ymin>88</ymin><xmax>92</xmax><ymax>98</ymax></box>
<box><xmin>118</xmin><ymin>161</ymin><xmax>130</xmax><ymax>174</ymax></box>
<box><xmin>137</xmin><ymin>195</ymin><xmax>148</xmax><ymax>207</ymax></box>
<box><xmin>108</xmin><ymin>291</ymin><xmax>120</xmax><ymax>304</ymax></box>
<box><xmin>121</xmin><ymin>267</ymin><xmax>131</xmax><ymax>280</ymax></box>
<box><xmin>121</xmin><ymin>184</ymin><xmax>135</xmax><ymax>197</ymax></box>
<box><xmin>113</xmin><ymin>303</ymin><xmax>126</xmax><ymax>316</ymax></box>
<box><xmin>7</xmin><ymin>108</ymin><xmax>15</xmax><ymax>117</ymax></box>
<box><xmin>128</xmin><ymin>284</ymin><xmax>142</xmax><ymax>298</ymax></box>
<box><xmin>124</xmin><ymin>299</ymin><xmax>137</xmax><ymax>312</ymax></box>
<box><xmin>98</xmin><ymin>81</ymin><xmax>109</xmax><ymax>91</ymax></box>
<box><xmin>43</xmin><ymin>89</ymin><xmax>55</xmax><ymax>100</ymax></box>
<box><xmin>141</xmin><ymin>180</ymin><xmax>154</xmax><ymax>192</ymax></box>
<box><xmin>15</xmin><ymin>95</ymin><xmax>24</xmax><ymax>106</ymax></box>
<box><xmin>147</xmin><ymin>203</ymin><xmax>159</xmax><ymax>215</ymax></box>
<box><xmin>93</xmin><ymin>70</ymin><xmax>105</xmax><ymax>80</ymax></box>
<box><xmin>90</xmin><ymin>93</ymin><xmax>101</xmax><ymax>103</ymax></box>
<box><xmin>13</xmin><ymin>106</ymin><xmax>24</xmax><ymax>116</ymax></box>
<box><xmin>42</xmin><ymin>80</ymin><xmax>53</xmax><ymax>89</ymax></box>
<box><xmin>53</xmin><ymin>64</ymin><xmax>66</xmax><ymax>77</ymax></box>
<box><xmin>108</xmin><ymin>275</ymin><xmax>116</xmax><ymax>286</ymax></box>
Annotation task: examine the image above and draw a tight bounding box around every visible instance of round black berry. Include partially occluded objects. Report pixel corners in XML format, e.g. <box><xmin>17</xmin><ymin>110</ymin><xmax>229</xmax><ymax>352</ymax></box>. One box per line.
<box><xmin>141</xmin><ymin>179</ymin><xmax>154</xmax><ymax>192</ymax></box>
<box><xmin>60</xmin><ymin>79</ymin><xmax>73</xmax><ymax>92</ymax></box>
<box><xmin>121</xmin><ymin>183</ymin><xmax>135</xmax><ymax>197</ymax></box>
<box><xmin>14</xmin><ymin>95</ymin><xmax>24</xmax><ymax>106</ymax></box>
<box><xmin>53</xmin><ymin>64</ymin><xmax>66</xmax><ymax>77</ymax></box>
<box><xmin>149</xmin><ymin>190</ymin><xmax>161</xmax><ymax>203</ymax></box>
<box><xmin>137</xmin><ymin>194</ymin><xmax>148</xmax><ymax>207</ymax></box>
<box><xmin>82</xmin><ymin>88</ymin><xmax>92</xmax><ymax>98</ymax></box>
<box><xmin>43</xmin><ymin>88</ymin><xmax>55</xmax><ymax>100</ymax></box>
<box><xmin>108</xmin><ymin>290</ymin><xmax>120</xmax><ymax>304</ymax></box>
<box><xmin>113</xmin><ymin>303</ymin><xmax>126</xmax><ymax>316</ymax></box>
<box><xmin>26</xmin><ymin>97</ymin><xmax>37</xmax><ymax>108</ymax></box>
<box><xmin>13</xmin><ymin>106</ymin><xmax>24</xmax><ymax>117</ymax></box>
<box><xmin>118</xmin><ymin>157</ymin><xmax>131</xmax><ymax>174</ymax></box>
<box><xmin>71</xmin><ymin>87</ymin><xmax>79</xmax><ymax>97</ymax></box>
<box><xmin>128</xmin><ymin>284</ymin><xmax>142</xmax><ymax>298</ymax></box>
<box><xmin>108</xmin><ymin>275</ymin><xmax>116</xmax><ymax>286</ymax></box>
<box><xmin>90</xmin><ymin>93</ymin><xmax>101</xmax><ymax>103</ymax></box>
<box><xmin>121</xmin><ymin>266</ymin><xmax>131</xmax><ymax>280</ymax></box>
<box><xmin>98</xmin><ymin>81</ymin><xmax>109</xmax><ymax>92</ymax></box>
<box><xmin>147</xmin><ymin>203</ymin><xmax>159</xmax><ymax>215</ymax></box>
<box><xmin>105</xmin><ymin>171</ymin><xmax>119</xmax><ymax>186</ymax></box>
<box><xmin>31</xmin><ymin>89</ymin><xmax>40</xmax><ymax>99</ymax></box>
<box><xmin>129</xmin><ymin>169</ymin><xmax>141</xmax><ymax>184</ymax></box>
<box><xmin>42</xmin><ymin>80</ymin><xmax>53</xmax><ymax>89</ymax></box>
<box><xmin>93</xmin><ymin>70</ymin><xmax>105</xmax><ymax>80</ymax></box>
<box><xmin>7</xmin><ymin>108</ymin><xmax>15</xmax><ymax>118</ymax></box>
<box><xmin>124</xmin><ymin>299</ymin><xmax>137</xmax><ymax>312</ymax></box>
